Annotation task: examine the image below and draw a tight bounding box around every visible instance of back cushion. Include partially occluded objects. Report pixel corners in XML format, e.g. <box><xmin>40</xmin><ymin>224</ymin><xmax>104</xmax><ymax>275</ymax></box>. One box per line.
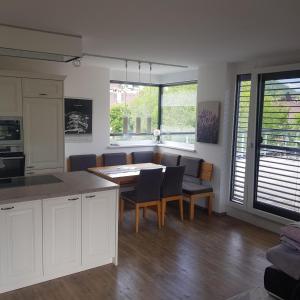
<box><xmin>161</xmin><ymin>153</ymin><xmax>180</xmax><ymax>167</ymax></box>
<box><xmin>69</xmin><ymin>154</ymin><xmax>97</xmax><ymax>171</ymax></box>
<box><xmin>132</xmin><ymin>151</ymin><xmax>154</xmax><ymax>164</ymax></box>
<box><xmin>103</xmin><ymin>152</ymin><xmax>127</xmax><ymax>166</ymax></box>
<box><xmin>180</xmin><ymin>156</ymin><xmax>203</xmax><ymax>178</ymax></box>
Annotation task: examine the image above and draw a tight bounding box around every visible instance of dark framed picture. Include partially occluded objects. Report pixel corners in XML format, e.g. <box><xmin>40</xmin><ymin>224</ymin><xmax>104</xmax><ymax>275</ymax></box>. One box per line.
<box><xmin>197</xmin><ymin>101</ymin><xmax>220</xmax><ymax>144</ymax></box>
<box><xmin>64</xmin><ymin>98</ymin><xmax>92</xmax><ymax>135</ymax></box>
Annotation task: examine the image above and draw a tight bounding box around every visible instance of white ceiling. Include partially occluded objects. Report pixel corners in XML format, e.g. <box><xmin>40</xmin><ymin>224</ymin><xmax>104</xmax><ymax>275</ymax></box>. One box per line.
<box><xmin>0</xmin><ymin>0</ymin><xmax>300</xmax><ymax>70</ymax></box>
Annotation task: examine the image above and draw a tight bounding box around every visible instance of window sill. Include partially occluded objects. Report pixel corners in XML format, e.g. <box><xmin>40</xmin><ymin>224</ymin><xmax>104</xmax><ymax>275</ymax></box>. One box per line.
<box><xmin>158</xmin><ymin>143</ymin><xmax>196</xmax><ymax>153</ymax></box>
<box><xmin>107</xmin><ymin>143</ymin><xmax>157</xmax><ymax>149</ymax></box>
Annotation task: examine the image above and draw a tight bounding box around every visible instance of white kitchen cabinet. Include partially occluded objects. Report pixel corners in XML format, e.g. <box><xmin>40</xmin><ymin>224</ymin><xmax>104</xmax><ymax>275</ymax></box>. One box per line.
<box><xmin>0</xmin><ymin>200</ymin><xmax>43</xmax><ymax>292</ymax></box>
<box><xmin>43</xmin><ymin>195</ymin><xmax>82</xmax><ymax>277</ymax></box>
<box><xmin>22</xmin><ymin>78</ymin><xmax>63</xmax><ymax>99</ymax></box>
<box><xmin>23</xmin><ymin>97</ymin><xmax>64</xmax><ymax>170</ymax></box>
<box><xmin>82</xmin><ymin>190</ymin><xmax>118</xmax><ymax>267</ymax></box>
<box><xmin>0</xmin><ymin>76</ymin><xmax>22</xmax><ymax>116</ymax></box>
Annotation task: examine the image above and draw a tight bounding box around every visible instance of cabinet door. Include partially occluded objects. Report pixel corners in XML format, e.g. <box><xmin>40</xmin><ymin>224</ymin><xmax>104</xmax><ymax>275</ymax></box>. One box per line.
<box><xmin>23</xmin><ymin>97</ymin><xmax>64</xmax><ymax>170</ymax></box>
<box><xmin>43</xmin><ymin>195</ymin><xmax>81</xmax><ymax>276</ymax></box>
<box><xmin>22</xmin><ymin>78</ymin><xmax>63</xmax><ymax>99</ymax></box>
<box><xmin>0</xmin><ymin>201</ymin><xmax>42</xmax><ymax>289</ymax></box>
<box><xmin>0</xmin><ymin>76</ymin><xmax>22</xmax><ymax>116</ymax></box>
<box><xmin>82</xmin><ymin>190</ymin><xmax>117</xmax><ymax>267</ymax></box>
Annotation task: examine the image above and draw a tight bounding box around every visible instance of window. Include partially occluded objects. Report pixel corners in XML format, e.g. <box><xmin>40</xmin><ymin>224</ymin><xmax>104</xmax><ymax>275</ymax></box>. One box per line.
<box><xmin>161</xmin><ymin>83</ymin><xmax>197</xmax><ymax>145</ymax></box>
<box><xmin>109</xmin><ymin>81</ymin><xmax>197</xmax><ymax>147</ymax></box>
<box><xmin>110</xmin><ymin>82</ymin><xmax>159</xmax><ymax>144</ymax></box>
<box><xmin>230</xmin><ymin>75</ymin><xmax>251</xmax><ymax>204</ymax></box>
<box><xmin>254</xmin><ymin>71</ymin><xmax>300</xmax><ymax>220</ymax></box>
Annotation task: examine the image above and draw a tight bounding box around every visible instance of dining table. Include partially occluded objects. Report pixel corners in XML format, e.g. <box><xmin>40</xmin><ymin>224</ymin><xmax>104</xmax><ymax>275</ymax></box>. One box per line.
<box><xmin>88</xmin><ymin>163</ymin><xmax>165</xmax><ymax>186</ymax></box>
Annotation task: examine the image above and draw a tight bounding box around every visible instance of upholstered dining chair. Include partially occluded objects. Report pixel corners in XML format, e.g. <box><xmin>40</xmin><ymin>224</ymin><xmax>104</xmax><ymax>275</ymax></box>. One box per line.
<box><xmin>120</xmin><ymin>168</ymin><xmax>163</xmax><ymax>233</ymax></box>
<box><xmin>161</xmin><ymin>166</ymin><xmax>185</xmax><ymax>226</ymax></box>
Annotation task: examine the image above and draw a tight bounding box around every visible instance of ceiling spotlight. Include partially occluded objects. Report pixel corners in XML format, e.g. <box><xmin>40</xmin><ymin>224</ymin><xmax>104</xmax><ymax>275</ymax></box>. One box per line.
<box><xmin>72</xmin><ymin>58</ymin><xmax>81</xmax><ymax>67</ymax></box>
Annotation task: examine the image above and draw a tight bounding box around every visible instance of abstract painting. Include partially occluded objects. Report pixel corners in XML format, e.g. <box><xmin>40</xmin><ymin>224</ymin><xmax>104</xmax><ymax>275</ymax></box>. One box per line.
<box><xmin>197</xmin><ymin>101</ymin><xmax>220</xmax><ymax>144</ymax></box>
<box><xmin>65</xmin><ymin>98</ymin><xmax>92</xmax><ymax>135</ymax></box>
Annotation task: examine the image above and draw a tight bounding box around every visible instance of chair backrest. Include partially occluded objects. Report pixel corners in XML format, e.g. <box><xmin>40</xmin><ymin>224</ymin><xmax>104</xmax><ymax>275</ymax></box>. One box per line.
<box><xmin>69</xmin><ymin>154</ymin><xmax>97</xmax><ymax>171</ymax></box>
<box><xmin>161</xmin><ymin>153</ymin><xmax>181</xmax><ymax>167</ymax></box>
<box><xmin>135</xmin><ymin>168</ymin><xmax>163</xmax><ymax>202</ymax></box>
<box><xmin>132</xmin><ymin>151</ymin><xmax>154</xmax><ymax>164</ymax></box>
<box><xmin>102</xmin><ymin>152</ymin><xmax>127</xmax><ymax>166</ymax></box>
<box><xmin>200</xmin><ymin>162</ymin><xmax>214</xmax><ymax>182</ymax></box>
<box><xmin>161</xmin><ymin>166</ymin><xmax>185</xmax><ymax>197</ymax></box>
<box><xmin>180</xmin><ymin>156</ymin><xmax>203</xmax><ymax>178</ymax></box>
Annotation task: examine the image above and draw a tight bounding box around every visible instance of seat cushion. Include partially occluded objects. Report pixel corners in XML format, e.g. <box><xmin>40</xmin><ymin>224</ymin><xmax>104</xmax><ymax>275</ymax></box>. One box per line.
<box><xmin>161</xmin><ymin>153</ymin><xmax>180</xmax><ymax>167</ymax></box>
<box><xmin>182</xmin><ymin>180</ymin><xmax>213</xmax><ymax>195</ymax></box>
<box><xmin>180</xmin><ymin>156</ymin><xmax>203</xmax><ymax>177</ymax></box>
<box><xmin>132</xmin><ymin>151</ymin><xmax>154</xmax><ymax>164</ymax></box>
<box><xmin>69</xmin><ymin>154</ymin><xmax>97</xmax><ymax>171</ymax></box>
<box><xmin>103</xmin><ymin>152</ymin><xmax>127</xmax><ymax>166</ymax></box>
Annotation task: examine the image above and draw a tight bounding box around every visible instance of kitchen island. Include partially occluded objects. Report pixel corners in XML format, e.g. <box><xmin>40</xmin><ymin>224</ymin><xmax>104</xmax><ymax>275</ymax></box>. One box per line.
<box><xmin>0</xmin><ymin>171</ymin><xmax>119</xmax><ymax>293</ymax></box>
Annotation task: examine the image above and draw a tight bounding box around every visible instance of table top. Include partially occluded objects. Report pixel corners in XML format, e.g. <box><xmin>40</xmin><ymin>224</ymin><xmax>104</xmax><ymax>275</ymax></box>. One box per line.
<box><xmin>88</xmin><ymin>163</ymin><xmax>165</xmax><ymax>183</ymax></box>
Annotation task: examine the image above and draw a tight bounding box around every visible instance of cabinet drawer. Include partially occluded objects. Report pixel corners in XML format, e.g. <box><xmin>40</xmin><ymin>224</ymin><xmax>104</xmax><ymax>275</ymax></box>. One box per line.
<box><xmin>25</xmin><ymin>168</ymin><xmax>64</xmax><ymax>176</ymax></box>
<box><xmin>22</xmin><ymin>78</ymin><xmax>63</xmax><ymax>98</ymax></box>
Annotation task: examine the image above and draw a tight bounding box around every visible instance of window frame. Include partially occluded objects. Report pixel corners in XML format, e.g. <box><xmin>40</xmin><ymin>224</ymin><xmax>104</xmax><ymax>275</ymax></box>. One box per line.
<box><xmin>109</xmin><ymin>80</ymin><xmax>198</xmax><ymax>146</ymax></box>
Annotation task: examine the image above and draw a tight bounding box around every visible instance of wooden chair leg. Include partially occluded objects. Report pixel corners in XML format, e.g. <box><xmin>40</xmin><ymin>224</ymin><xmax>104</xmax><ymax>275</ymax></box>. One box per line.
<box><xmin>161</xmin><ymin>199</ymin><xmax>166</xmax><ymax>226</ymax></box>
<box><xmin>157</xmin><ymin>202</ymin><xmax>161</xmax><ymax>229</ymax></box>
<box><xmin>189</xmin><ymin>198</ymin><xmax>195</xmax><ymax>221</ymax></box>
<box><xmin>135</xmin><ymin>205</ymin><xmax>140</xmax><ymax>233</ymax></box>
<box><xmin>179</xmin><ymin>197</ymin><xmax>184</xmax><ymax>221</ymax></box>
<box><xmin>120</xmin><ymin>198</ymin><xmax>124</xmax><ymax>223</ymax></box>
<box><xmin>207</xmin><ymin>193</ymin><xmax>213</xmax><ymax>216</ymax></box>
<box><xmin>143</xmin><ymin>207</ymin><xmax>147</xmax><ymax>219</ymax></box>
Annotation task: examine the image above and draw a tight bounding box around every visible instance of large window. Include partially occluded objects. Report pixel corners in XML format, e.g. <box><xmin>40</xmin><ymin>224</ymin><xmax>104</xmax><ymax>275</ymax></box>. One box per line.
<box><xmin>161</xmin><ymin>83</ymin><xmax>197</xmax><ymax>145</ymax></box>
<box><xmin>109</xmin><ymin>81</ymin><xmax>197</xmax><ymax>146</ymax></box>
<box><xmin>110</xmin><ymin>82</ymin><xmax>159</xmax><ymax>144</ymax></box>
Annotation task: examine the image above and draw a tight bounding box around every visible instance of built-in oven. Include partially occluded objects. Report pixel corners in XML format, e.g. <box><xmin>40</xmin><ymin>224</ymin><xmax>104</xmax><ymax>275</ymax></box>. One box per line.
<box><xmin>0</xmin><ymin>145</ymin><xmax>25</xmax><ymax>179</ymax></box>
<box><xmin>0</xmin><ymin>117</ymin><xmax>22</xmax><ymax>144</ymax></box>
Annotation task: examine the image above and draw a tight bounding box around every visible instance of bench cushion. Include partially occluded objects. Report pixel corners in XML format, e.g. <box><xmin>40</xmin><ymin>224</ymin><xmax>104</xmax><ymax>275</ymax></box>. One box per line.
<box><xmin>161</xmin><ymin>153</ymin><xmax>180</xmax><ymax>167</ymax></box>
<box><xmin>69</xmin><ymin>154</ymin><xmax>97</xmax><ymax>171</ymax></box>
<box><xmin>182</xmin><ymin>180</ymin><xmax>213</xmax><ymax>195</ymax></box>
<box><xmin>103</xmin><ymin>152</ymin><xmax>127</xmax><ymax>166</ymax></box>
<box><xmin>132</xmin><ymin>151</ymin><xmax>154</xmax><ymax>164</ymax></box>
<box><xmin>180</xmin><ymin>156</ymin><xmax>203</xmax><ymax>177</ymax></box>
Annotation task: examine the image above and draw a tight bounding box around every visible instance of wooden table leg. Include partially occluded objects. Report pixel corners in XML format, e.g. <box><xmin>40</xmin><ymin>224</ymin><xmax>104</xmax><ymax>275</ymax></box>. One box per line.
<box><xmin>189</xmin><ymin>198</ymin><xmax>195</xmax><ymax>221</ymax></box>
<box><xmin>157</xmin><ymin>202</ymin><xmax>162</xmax><ymax>229</ymax></box>
<box><xmin>161</xmin><ymin>199</ymin><xmax>166</xmax><ymax>226</ymax></box>
<box><xmin>179</xmin><ymin>197</ymin><xmax>184</xmax><ymax>221</ymax></box>
<box><xmin>135</xmin><ymin>205</ymin><xmax>140</xmax><ymax>233</ymax></box>
<box><xmin>208</xmin><ymin>193</ymin><xmax>213</xmax><ymax>216</ymax></box>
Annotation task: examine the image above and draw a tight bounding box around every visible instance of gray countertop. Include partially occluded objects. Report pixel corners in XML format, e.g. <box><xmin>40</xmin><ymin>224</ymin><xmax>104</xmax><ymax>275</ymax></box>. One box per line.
<box><xmin>0</xmin><ymin>171</ymin><xmax>119</xmax><ymax>205</ymax></box>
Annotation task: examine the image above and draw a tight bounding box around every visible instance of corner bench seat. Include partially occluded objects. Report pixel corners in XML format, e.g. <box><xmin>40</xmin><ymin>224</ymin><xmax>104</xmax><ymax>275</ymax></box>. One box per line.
<box><xmin>182</xmin><ymin>181</ymin><xmax>213</xmax><ymax>195</ymax></box>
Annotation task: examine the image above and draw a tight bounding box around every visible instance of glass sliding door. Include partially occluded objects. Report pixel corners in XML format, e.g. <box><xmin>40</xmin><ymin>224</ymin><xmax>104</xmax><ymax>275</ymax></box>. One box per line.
<box><xmin>254</xmin><ymin>71</ymin><xmax>300</xmax><ymax>220</ymax></box>
<box><xmin>230</xmin><ymin>75</ymin><xmax>252</xmax><ymax>204</ymax></box>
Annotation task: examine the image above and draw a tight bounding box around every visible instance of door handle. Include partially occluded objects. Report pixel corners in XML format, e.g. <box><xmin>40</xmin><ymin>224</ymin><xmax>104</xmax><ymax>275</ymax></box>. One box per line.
<box><xmin>85</xmin><ymin>195</ymin><xmax>96</xmax><ymax>199</ymax></box>
<box><xmin>39</xmin><ymin>93</ymin><xmax>48</xmax><ymax>96</ymax></box>
<box><xmin>1</xmin><ymin>206</ymin><xmax>14</xmax><ymax>210</ymax></box>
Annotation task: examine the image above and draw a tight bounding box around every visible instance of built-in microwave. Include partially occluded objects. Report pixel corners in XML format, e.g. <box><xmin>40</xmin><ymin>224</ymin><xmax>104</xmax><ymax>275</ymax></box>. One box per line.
<box><xmin>0</xmin><ymin>117</ymin><xmax>22</xmax><ymax>144</ymax></box>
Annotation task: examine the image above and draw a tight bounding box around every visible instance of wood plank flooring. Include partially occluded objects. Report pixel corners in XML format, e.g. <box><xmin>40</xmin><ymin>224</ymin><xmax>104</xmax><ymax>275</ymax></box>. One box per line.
<box><xmin>0</xmin><ymin>207</ymin><xmax>278</xmax><ymax>300</ymax></box>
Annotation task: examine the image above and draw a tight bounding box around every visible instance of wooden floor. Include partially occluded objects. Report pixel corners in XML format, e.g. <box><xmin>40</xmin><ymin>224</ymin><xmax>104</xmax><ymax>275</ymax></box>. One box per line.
<box><xmin>0</xmin><ymin>206</ymin><xmax>278</xmax><ymax>300</ymax></box>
